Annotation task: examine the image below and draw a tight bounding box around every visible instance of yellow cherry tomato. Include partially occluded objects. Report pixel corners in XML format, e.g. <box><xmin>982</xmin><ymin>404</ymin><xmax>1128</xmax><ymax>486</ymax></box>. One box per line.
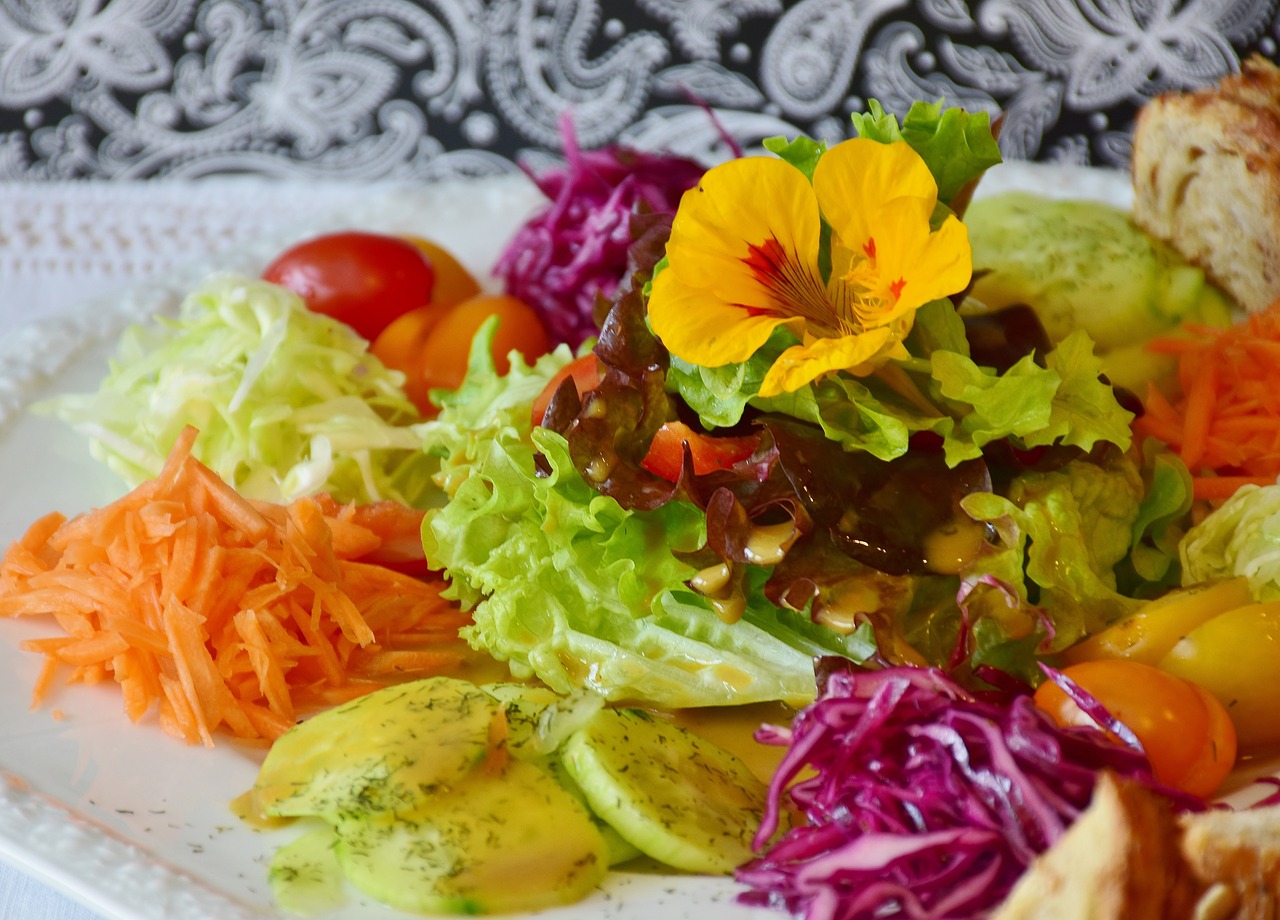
<box><xmin>369</xmin><ymin>302</ymin><xmax>456</xmax><ymax>414</ymax></box>
<box><xmin>401</xmin><ymin>236</ymin><xmax>481</xmax><ymax>309</ymax></box>
<box><xmin>1159</xmin><ymin>600</ymin><xmax>1280</xmax><ymax>750</ymax></box>
<box><xmin>1033</xmin><ymin>659</ymin><xmax>1237</xmax><ymax>799</ymax></box>
<box><xmin>1061</xmin><ymin>577</ymin><xmax>1252</xmax><ymax>666</ymax></box>
<box><xmin>417</xmin><ymin>294</ymin><xmax>551</xmax><ymax>398</ymax></box>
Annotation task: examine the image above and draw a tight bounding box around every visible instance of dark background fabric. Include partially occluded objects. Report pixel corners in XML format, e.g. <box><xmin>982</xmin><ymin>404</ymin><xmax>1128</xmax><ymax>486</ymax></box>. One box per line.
<box><xmin>0</xmin><ymin>0</ymin><xmax>1277</xmax><ymax>180</ymax></box>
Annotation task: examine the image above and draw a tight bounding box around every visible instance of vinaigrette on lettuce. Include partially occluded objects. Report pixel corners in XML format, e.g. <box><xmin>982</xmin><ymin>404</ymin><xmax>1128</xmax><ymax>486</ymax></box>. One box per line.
<box><xmin>37</xmin><ymin>274</ymin><xmax>437</xmax><ymax>507</ymax></box>
<box><xmin>418</xmin><ymin>326</ymin><xmax>872</xmax><ymax>709</ymax></box>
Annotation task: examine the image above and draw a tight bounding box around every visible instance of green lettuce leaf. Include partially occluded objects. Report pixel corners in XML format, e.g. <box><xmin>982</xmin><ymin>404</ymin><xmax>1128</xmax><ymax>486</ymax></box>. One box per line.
<box><xmin>961</xmin><ymin>455</ymin><xmax>1145</xmax><ymax>656</ymax></box>
<box><xmin>1119</xmin><ymin>443</ymin><xmax>1193</xmax><ymax>592</ymax></box>
<box><xmin>929</xmin><ymin>350</ymin><xmax>1060</xmax><ymax>464</ymax></box>
<box><xmin>669</xmin><ymin>322</ymin><xmax>1133</xmax><ymax>470</ymax></box>
<box><xmin>926</xmin><ymin>329</ymin><xmax>1134</xmax><ymax>465</ymax></box>
<box><xmin>851</xmin><ymin>99</ymin><xmax>1003</xmax><ymax>203</ymax></box>
<box><xmin>762</xmin><ymin>135</ymin><xmax>827</xmax><ymax>179</ymax></box>
<box><xmin>35</xmin><ymin>273</ymin><xmax>437</xmax><ymax>506</ymax></box>
<box><xmin>1029</xmin><ymin>329</ymin><xmax>1136</xmax><ymax>453</ymax></box>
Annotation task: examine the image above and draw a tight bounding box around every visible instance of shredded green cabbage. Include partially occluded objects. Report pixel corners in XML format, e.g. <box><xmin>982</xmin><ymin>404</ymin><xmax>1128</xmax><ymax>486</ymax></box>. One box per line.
<box><xmin>1180</xmin><ymin>483</ymin><xmax>1280</xmax><ymax>600</ymax></box>
<box><xmin>37</xmin><ymin>273</ymin><xmax>438</xmax><ymax>507</ymax></box>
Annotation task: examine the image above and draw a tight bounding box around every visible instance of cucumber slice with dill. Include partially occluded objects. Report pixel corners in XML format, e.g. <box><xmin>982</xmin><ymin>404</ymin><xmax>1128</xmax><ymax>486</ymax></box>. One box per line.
<box><xmin>333</xmin><ymin>759</ymin><xmax>608</xmax><ymax>914</ymax></box>
<box><xmin>268</xmin><ymin>824</ymin><xmax>344</xmax><ymax>917</ymax></box>
<box><xmin>249</xmin><ymin>677</ymin><xmax>498</xmax><ymax>820</ymax></box>
<box><xmin>560</xmin><ymin>707</ymin><xmax>767</xmax><ymax>874</ymax></box>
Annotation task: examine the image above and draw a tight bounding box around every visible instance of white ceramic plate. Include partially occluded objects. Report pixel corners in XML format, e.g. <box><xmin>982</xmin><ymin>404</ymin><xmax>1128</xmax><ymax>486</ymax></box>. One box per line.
<box><xmin>0</xmin><ymin>163</ymin><xmax>1258</xmax><ymax>920</ymax></box>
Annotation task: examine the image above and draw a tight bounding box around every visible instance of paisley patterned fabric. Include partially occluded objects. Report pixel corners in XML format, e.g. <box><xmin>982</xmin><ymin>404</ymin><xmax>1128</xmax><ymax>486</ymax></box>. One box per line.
<box><xmin>0</xmin><ymin>0</ymin><xmax>1276</xmax><ymax>179</ymax></box>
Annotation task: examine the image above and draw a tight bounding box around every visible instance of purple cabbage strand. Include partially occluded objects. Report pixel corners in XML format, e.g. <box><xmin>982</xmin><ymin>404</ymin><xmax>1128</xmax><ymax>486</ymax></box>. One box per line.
<box><xmin>493</xmin><ymin>117</ymin><xmax>706</xmax><ymax>348</ymax></box>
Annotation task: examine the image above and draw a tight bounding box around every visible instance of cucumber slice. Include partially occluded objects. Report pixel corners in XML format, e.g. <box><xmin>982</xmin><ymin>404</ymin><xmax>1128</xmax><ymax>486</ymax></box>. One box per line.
<box><xmin>543</xmin><ymin>755</ymin><xmax>643</xmax><ymax>866</ymax></box>
<box><xmin>560</xmin><ymin>708</ymin><xmax>767</xmax><ymax>874</ymax></box>
<box><xmin>250</xmin><ymin>677</ymin><xmax>498</xmax><ymax>820</ymax></box>
<box><xmin>965</xmin><ymin>192</ymin><xmax>1234</xmax><ymax>356</ymax></box>
<box><xmin>484</xmin><ymin>684</ymin><xmax>638</xmax><ymax>864</ymax></box>
<box><xmin>334</xmin><ymin>759</ymin><xmax>607</xmax><ymax>914</ymax></box>
<box><xmin>268</xmin><ymin>824</ymin><xmax>344</xmax><ymax>917</ymax></box>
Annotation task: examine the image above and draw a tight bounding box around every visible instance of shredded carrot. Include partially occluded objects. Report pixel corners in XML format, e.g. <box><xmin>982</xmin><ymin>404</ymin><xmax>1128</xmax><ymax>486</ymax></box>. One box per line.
<box><xmin>0</xmin><ymin>425</ymin><xmax>472</xmax><ymax>747</ymax></box>
<box><xmin>1135</xmin><ymin>299</ymin><xmax>1280</xmax><ymax>501</ymax></box>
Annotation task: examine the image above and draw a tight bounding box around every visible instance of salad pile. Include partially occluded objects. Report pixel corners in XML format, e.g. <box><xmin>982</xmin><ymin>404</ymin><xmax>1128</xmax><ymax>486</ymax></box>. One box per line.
<box><xmin>419</xmin><ymin>101</ymin><xmax>1183</xmax><ymax>704</ymax></box>
<box><xmin>5</xmin><ymin>95</ymin><xmax>1280</xmax><ymax>919</ymax></box>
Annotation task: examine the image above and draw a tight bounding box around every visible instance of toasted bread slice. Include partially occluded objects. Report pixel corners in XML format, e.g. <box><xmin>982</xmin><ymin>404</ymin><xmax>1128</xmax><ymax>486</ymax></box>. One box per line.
<box><xmin>1180</xmin><ymin>803</ymin><xmax>1280</xmax><ymax>920</ymax></box>
<box><xmin>990</xmin><ymin>772</ymin><xmax>1204</xmax><ymax>920</ymax></box>
<box><xmin>1131</xmin><ymin>55</ymin><xmax>1280</xmax><ymax>314</ymax></box>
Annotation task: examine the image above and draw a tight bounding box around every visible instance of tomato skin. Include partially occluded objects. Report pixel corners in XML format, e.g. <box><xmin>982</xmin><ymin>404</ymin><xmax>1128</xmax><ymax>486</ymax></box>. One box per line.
<box><xmin>401</xmin><ymin>236</ymin><xmax>481</xmax><ymax>309</ymax></box>
<box><xmin>640</xmin><ymin>421</ymin><xmax>761</xmax><ymax>482</ymax></box>
<box><xmin>1061</xmin><ymin>577</ymin><xmax>1252</xmax><ymax>667</ymax></box>
<box><xmin>1033</xmin><ymin>659</ymin><xmax>1236</xmax><ymax>799</ymax></box>
<box><xmin>369</xmin><ymin>303</ymin><xmax>455</xmax><ymax>414</ymax></box>
<box><xmin>263</xmin><ymin>231</ymin><xmax>435</xmax><ymax>341</ymax></box>
<box><xmin>417</xmin><ymin>294</ymin><xmax>551</xmax><ymax>397</ymax></box>
<box><xmin>1159</xmin><ymin>600</ymin><xmax>1280</xmax><ymax>750</ymax></box>
<box><xmin>530</xmin><ymin>354</ymin><xmax>602</xmax><ymax>428</ymax></box>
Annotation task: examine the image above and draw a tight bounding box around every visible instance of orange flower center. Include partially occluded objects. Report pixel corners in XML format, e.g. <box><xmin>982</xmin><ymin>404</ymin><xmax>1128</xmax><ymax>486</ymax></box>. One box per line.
<box><xmin>842</xmin><ymin>236</ymin><xmax>907</xmax><ymax>330</ymax></box>
<box><xmin>739</xmin><ymin>233</ymin><xmax>908</xmax><ymax>339</ymax></box>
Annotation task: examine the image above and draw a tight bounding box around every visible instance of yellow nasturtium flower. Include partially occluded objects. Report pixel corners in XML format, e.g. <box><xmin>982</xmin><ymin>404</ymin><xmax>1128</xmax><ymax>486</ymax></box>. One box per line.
<box><xmin>648</xmin><ymin>138</ymin><xmax>972</xmax><ymax>397</ymax></box>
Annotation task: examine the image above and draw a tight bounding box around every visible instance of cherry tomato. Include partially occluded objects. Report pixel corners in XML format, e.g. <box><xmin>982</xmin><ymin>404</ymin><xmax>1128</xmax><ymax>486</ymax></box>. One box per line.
<box><xmin>1033</xmin><ymin>659</ymin><xmax>1236</xmax><ymax>799</ymax></box>
<box><xmin>401</xmin><ymin>236</ymin><xmax>481</xmax><ymax>309</ymax></box>
<box><xmin>640</xmin><ymin>421</ymin><xmax>761</xmax><ymax>482</ymax></box>
<box><xmin>263</xmin><ymin>231</ymin><xmax>435</xmax><ymax>341</ymax></box>
<box><xmin>530</xmin><ymin>353</ymin><xmax>602</xmax><ymax>428</ymax></box>
<box><xmin>1061</xmin><ymin>577</ymin><xmax>1252</xmax><ymax>667</ymax></box>
<box><xmin>417</xmin><ymin>294</ymin><xmax>551</xmax><ymax>396</ymax></box>
<box><xmin>1159</xmin><ymin>600</ymin><xmax>1280</xmax><ymax>750</ymax></box>
<box><xmin>369</xmin><ymin>303</ymin><xmax>456</xmax><ymax>413</ymax></box>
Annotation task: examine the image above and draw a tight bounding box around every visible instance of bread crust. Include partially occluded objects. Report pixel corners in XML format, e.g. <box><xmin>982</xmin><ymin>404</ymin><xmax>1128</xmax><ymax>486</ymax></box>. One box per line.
<box><xmin>1131</xmin><ymin>56</ymin><xmax>1280</xmax><ymax>314</ymax></box>
<box><xmin>1180</xmin><ymin>805</ymin><xmax>1280</xmax><ymax>920</ymax></box>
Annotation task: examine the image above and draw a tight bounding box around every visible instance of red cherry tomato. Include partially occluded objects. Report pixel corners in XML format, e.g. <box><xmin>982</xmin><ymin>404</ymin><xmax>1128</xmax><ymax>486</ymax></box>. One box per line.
<box><xmin>1032</xmin><ymin>659</ymin><xmax>1237</xmax><ymax>799</ymax></box>
<box><xmin>640</xmin><ymin>421</ymin><xmax>761</xmax><ymax>482</ymax></box>
<box><xmin>530</xmin><ymin>353</ymin><xmax>602</xmax><ymax>428</ymax></box>
<box><xmin>417</xmin><ymin>294</ymin><xmax>552</xmax><ymax>400</ymax></box>
<box><xmin>262</xmin><ymin>231</ymin><xmax>435</xmax><ymax>341</ymax></box>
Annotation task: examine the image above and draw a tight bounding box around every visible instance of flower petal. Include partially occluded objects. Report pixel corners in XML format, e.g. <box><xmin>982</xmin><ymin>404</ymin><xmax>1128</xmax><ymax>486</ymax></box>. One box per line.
<box><xmin>650</xmin><ymin>155</ymin><xmax>826</xmax><ymax>366</ymax></box>
<box><xmin>813</xmin><ymin>139</ymin><xmax>941</xmax><ymax>249</ymax></box>
<box><xmin>871</xmin><ymin>206</ymin><xmax>972</xmax><ymax>317</ymax></box>
<box><xmin>649</xmin><ymin>266</ymin><xmax>793</xmax><ymax>366</ymax></box>
<box><xmin>758</xmin><ymin>326</ymin><xmax>896</xmax><ymax>397</ymax></box>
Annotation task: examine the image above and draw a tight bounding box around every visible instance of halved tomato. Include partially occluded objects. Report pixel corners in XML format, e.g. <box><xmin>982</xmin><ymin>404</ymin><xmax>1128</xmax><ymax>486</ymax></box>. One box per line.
<box><xmin>1033</xmin><ymin>659</ymin><xmax>1237</xmax><ymax>798</ymax></box>
<box><xmin>640</xmin><ymin>421</ymin><xmax>760</xmax><ymax>482</ymax></box>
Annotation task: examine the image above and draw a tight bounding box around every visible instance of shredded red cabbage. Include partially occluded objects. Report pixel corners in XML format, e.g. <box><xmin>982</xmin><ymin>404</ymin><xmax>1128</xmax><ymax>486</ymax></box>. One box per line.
<box><xmin>737</xmin><ymin>662</ymin><xmax>1197</xmax><ymax>920</ymax></box>
<box><xmin>493</xmin><ymin>121</ymin><xmax>705</xmax><ymax>348</ymax></box>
